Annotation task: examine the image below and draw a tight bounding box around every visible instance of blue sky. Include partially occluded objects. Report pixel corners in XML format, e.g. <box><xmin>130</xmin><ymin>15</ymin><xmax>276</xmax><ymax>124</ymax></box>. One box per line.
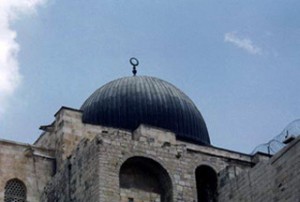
<box><xmin>1</xmin><ymin>0</ymin><xmax>300</xmax><ymax>153</ymax></box>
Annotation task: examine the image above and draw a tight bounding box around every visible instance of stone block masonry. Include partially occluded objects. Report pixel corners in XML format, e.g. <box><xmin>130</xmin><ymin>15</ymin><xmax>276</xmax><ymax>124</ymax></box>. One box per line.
<box><xmin>39</xmin><ymin>108</ymin><xmax>257</xmax><ymax>202</ymax></box>
<box><xmin>218</xmin><ymin>136</ymin><xmax>300</xmax><ymax>202</ymax></box>
<box><xmin>0</xmin><ymin>139</ymin><xmax>55</xmax><ymax>202</ymax></box>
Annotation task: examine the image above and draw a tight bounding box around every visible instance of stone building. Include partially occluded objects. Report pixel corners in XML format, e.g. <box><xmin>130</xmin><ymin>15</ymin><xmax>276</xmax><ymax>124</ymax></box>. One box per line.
<box><xmin>1</xmin><ymin>63</ymin><xmax>299</xmax><ymax>201</ymax></box>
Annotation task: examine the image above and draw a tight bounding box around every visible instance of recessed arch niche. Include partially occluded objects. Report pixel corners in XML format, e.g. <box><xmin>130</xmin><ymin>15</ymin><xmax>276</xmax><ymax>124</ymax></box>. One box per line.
<box><xmin>119</xmin><ymin>156</ymin><xmax>173</xmax><ymax>202</ymax></box>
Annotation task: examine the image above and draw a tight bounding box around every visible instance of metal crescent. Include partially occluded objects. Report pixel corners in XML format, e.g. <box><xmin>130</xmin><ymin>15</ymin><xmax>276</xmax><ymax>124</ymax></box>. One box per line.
<box><xmin>130</xmin><ymin>57</ymin><xmax>139</xmax><ymax>66</ymax></box>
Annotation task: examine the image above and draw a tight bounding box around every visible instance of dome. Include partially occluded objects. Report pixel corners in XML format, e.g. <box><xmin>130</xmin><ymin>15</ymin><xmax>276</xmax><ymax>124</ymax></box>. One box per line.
<box><xmin>80</xmin><ymin>76</ymin><xmax>210</xmax><ymax>145</ymax></box>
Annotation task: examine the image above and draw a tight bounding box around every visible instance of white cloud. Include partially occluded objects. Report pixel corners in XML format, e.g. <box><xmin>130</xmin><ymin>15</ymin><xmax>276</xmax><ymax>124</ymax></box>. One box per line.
<box><xmin>224</xmin><ymin>32</ymin><xmax>262</xmax><ymax>55</ymax></box>
<box><xmin>0</xmin><ymin>0</ymin><xmax>46</xmax><ymax>116</ymax></box>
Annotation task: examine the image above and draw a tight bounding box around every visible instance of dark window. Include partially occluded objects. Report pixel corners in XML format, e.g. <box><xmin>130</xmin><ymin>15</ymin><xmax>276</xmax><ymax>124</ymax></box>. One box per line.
<box><xmin>4</xmin><ymin>179</ymin><xmax>27</xmax><ymax>202</ymax></box>
<box><xmin>128</xmin><ymin>197</ymin><xmax>134</xmax><ymax>202</ymax></box>
<box><xmin>196</xmin><ymin>165</ymin><xmax>217</xmax><ymax>202</ymax></box>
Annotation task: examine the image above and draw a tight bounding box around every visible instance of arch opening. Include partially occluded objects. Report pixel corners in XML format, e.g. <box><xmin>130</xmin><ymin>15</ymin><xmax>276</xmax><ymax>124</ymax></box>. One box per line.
<box><xmin>4</xmin><ymin>178</ymin><xmax>27</xmax><ymax>202</ymax></box>
<box><xmin>196</xmin><ymin>165</ymin><xmax>217</xmax><ymax>202</ymax></box>
<box><xmin>119</xmin><ymin>157</ymin><xmax>173</xmax><ymax>202</ymax></box>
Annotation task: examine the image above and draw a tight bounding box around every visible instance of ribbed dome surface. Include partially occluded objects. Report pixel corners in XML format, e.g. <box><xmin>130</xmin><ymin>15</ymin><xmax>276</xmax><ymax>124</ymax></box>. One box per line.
<box><xmin>80</xmin><ymin>76</ymin><xmax>210</xmax><ymax>145</ymax></box>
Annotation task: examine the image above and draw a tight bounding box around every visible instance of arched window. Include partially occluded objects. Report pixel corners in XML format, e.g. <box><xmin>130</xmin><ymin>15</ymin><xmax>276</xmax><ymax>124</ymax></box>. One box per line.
<box><xmin>119</xmin><ymin>157</ymin><xmax>173</xmax><ymax>202</ymax></box>
<box><xmin>196</xmin><ymin>165</ymin><xmax>217</xmax><ymax>202</ymax></box>
<box><xmin>4</xmin><ymin>179</ymin><xmax>27</xmax><ymax>202</ymax></box>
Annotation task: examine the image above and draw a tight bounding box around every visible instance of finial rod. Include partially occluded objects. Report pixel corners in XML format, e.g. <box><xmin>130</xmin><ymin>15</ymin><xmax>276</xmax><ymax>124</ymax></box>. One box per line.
<box><xmin>130</xmin><ymin>57</ymin><xmax>139</xmax><ymax>76</ymax></box>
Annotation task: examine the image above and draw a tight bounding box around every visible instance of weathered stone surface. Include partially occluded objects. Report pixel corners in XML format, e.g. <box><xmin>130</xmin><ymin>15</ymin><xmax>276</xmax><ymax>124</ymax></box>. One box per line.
<box><xmin>0</xmin><ymin>140</ymin><xmax>55</xmax><ymax>202</ymax></box>
<box><xmin>219</xmin><ymin>137</ymin><xmax>300</xmax><ymax>202</ymax></box>
<box><xmin>38</xmin><ymin>108</ymin><xmax>255</xmax><ymax>202</ymax></box>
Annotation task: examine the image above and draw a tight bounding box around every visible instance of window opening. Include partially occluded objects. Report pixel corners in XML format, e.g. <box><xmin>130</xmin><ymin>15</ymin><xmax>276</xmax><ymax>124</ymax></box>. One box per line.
<box><xmin>196</xmin><ymin>165</ymin><xmax>217</xmax><ymax>202</ymax></box>
<box><xmin>4</xmin><ymin>179</ymin><xmax>27</xmax><ymax>202</ymax></box>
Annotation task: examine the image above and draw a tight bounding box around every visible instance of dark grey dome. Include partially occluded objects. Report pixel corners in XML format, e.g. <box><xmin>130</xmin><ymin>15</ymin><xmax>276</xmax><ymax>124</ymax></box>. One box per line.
<box><xmin>80</xmin><ymin>76</ymin><xmax>210</xmax><ymax>145</ymax></box>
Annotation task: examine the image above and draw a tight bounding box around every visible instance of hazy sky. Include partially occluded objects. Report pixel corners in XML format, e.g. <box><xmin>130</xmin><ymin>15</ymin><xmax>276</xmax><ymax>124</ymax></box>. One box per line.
<box><xmin>1</xmin><ymin>0</ymin><xmax>300</xmax><ymax>153</ymax></box>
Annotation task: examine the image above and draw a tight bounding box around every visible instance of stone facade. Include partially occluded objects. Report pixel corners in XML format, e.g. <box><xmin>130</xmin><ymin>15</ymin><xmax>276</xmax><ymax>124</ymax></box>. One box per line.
<box><xmin>0</xmin><ymin>140</ymin><xmax>55</xmax><ymax>201</ymax></box>
<box><xmin>1</xmin><ymin>107</ymin><xmax>299</xmax><ymax>201</ymax></box>
<box><xmin>39</xmin><ymin>107</ymin><xmax>257</xmax><ymax>202</ymax></box>
<box><xmin>218</xmin><ymin>136</ymin><xmax>300</xmax><ymax>202</ymax></box>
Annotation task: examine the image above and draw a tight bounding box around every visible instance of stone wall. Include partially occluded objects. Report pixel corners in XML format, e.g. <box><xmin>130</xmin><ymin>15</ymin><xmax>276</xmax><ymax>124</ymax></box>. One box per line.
<box><xmin>94</xmin><ymin>127</ymin><xmax>254</xmax><ymax>202</ymax></box>
<box><xmin>36</xmin><ymin>107</ymin><xmax>277</xmax><ymax>202</ymax></box>
<box><xmin>38</xmin><ymin>107</ymin><xmax>259</xmax><ymax>202</ymax></box>
<box><xmin>218</xmin><ymin>136</ymin><xmax>300</xmax><ymax>202</ymax></box>
<box><xmin>35</xmin><ymin>107</ymin><xmax>86</xmax><ymax>169</ymax></box>
<box><xmin>41</xmin><ymin>137</ymin><xmax>101</xmax><ymax>201</ymax></box>
<box><xmin>35</xmin><ymin>107</ymin><xmax>120</xmax><ymax>170</ymax></box>
<box><xmin>0</xmin><ymin>140</ymin><xmax>55</xmax><ymax>202</ymax></box>
<box><xmin>120</xmin><ymin>188</ymin><xmax>160</xmax><ymax>202</ymax></box>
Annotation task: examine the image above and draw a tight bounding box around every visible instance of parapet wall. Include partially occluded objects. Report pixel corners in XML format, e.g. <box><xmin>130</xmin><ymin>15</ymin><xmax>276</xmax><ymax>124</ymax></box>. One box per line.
<box><xmin>218</xmin><ymin>136</ymin><xmax>300</xmax><ymax>202</ymax></box>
